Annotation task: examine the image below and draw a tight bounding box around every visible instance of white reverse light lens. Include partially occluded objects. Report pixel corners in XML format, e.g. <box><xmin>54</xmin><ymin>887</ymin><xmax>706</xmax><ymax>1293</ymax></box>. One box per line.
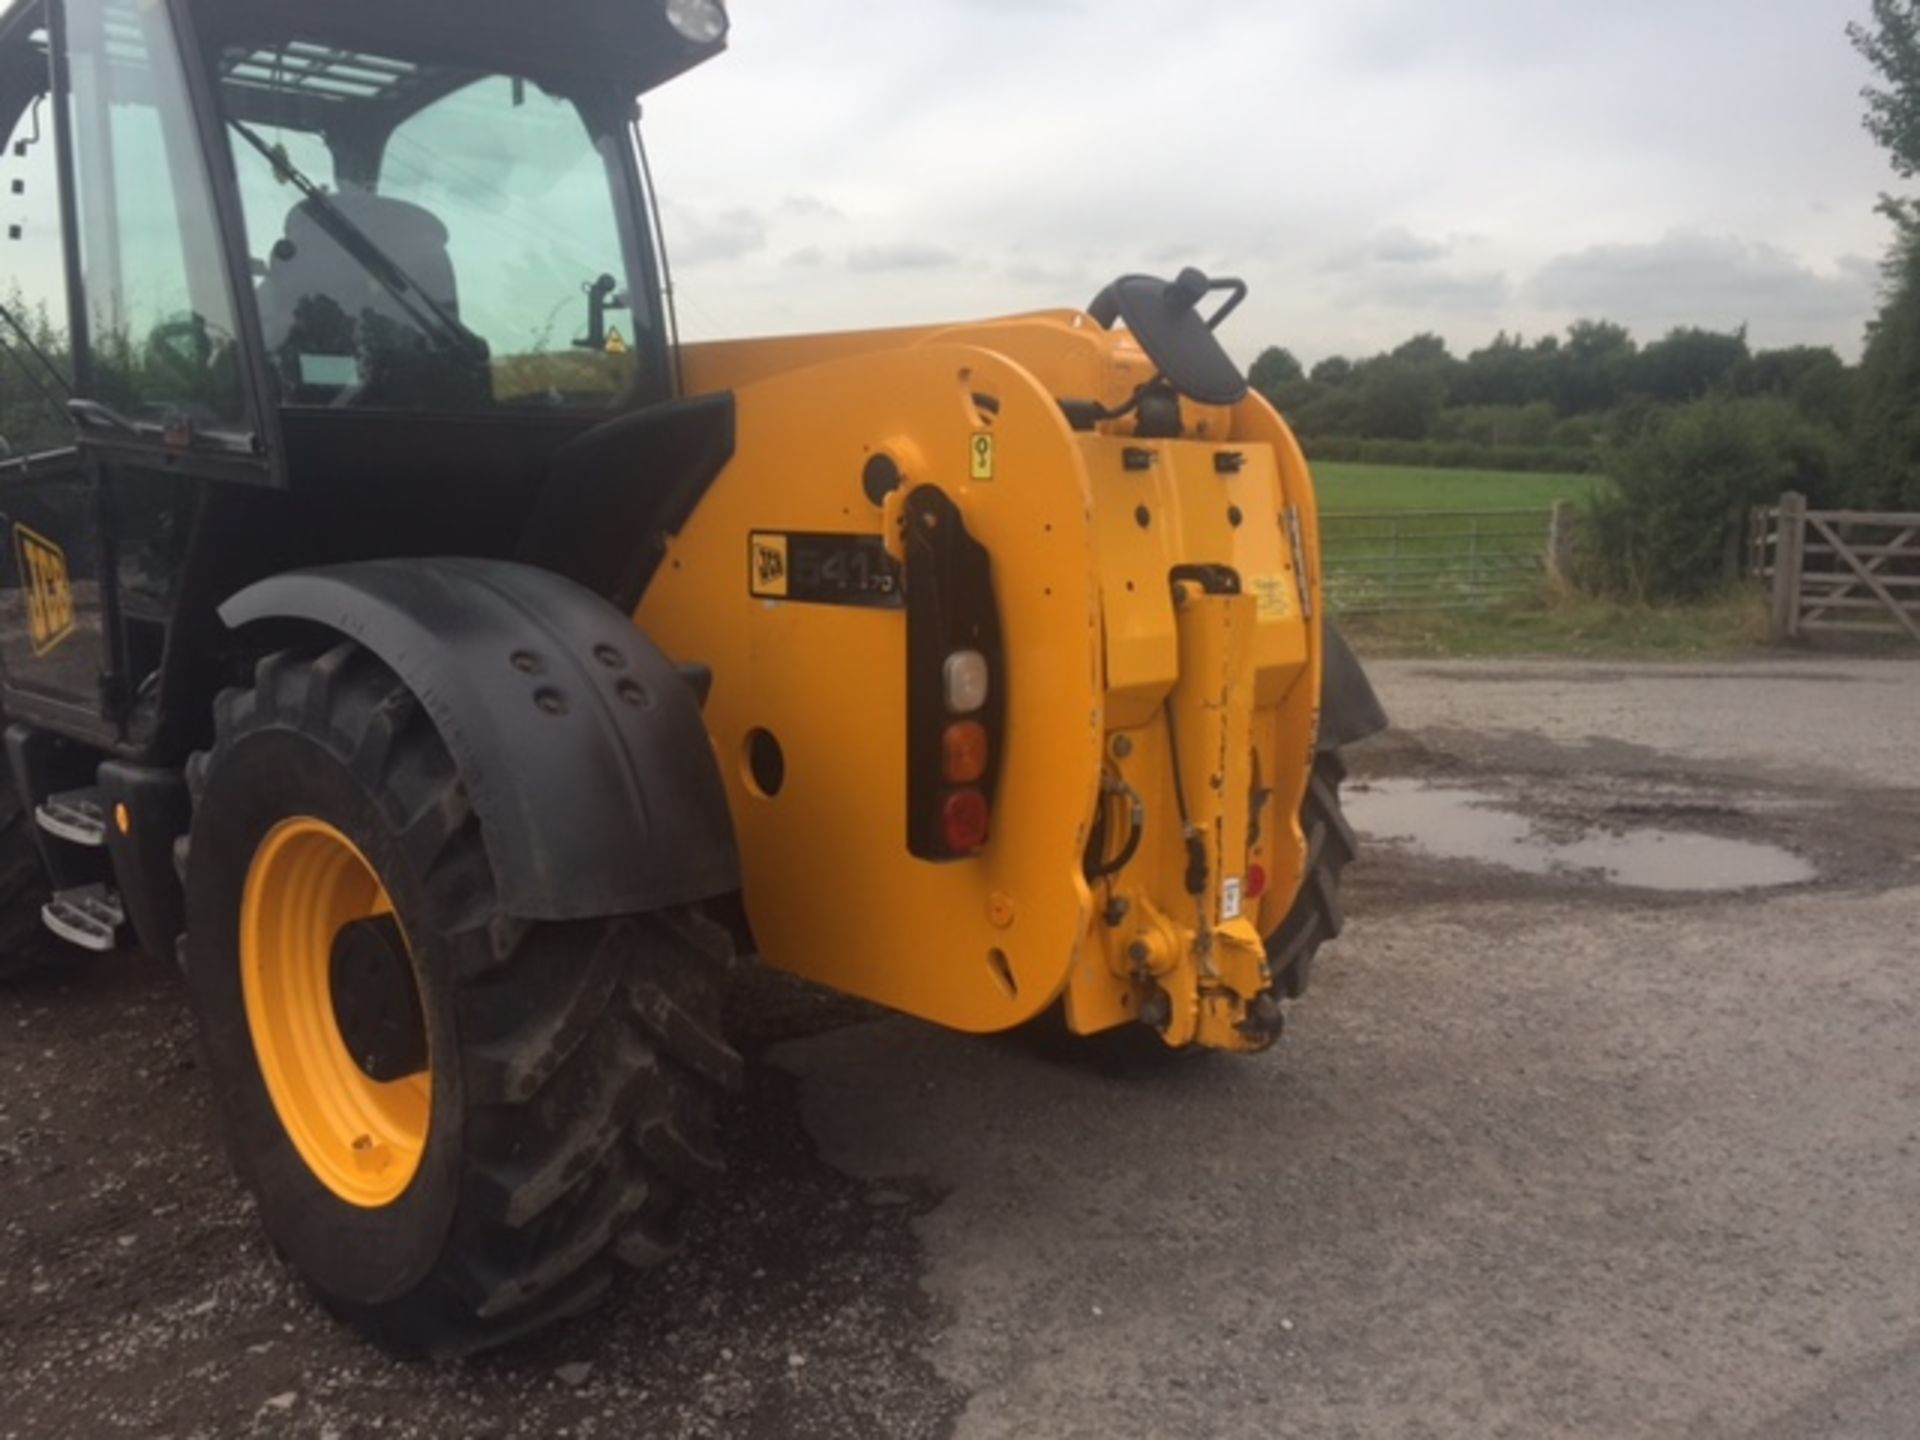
<box><xmin>944</xmin><ymin>651</ymin><xmax>990</xmax><ymax>715</ymax></box>
<box><xmin>665</xmin><ymin>0</ymin><xmax>729</xmax><ymax>43</ymax></box>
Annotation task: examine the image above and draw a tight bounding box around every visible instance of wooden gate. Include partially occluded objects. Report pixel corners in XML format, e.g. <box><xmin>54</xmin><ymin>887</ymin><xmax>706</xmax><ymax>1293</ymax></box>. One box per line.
<box><xmin>1761</xmin><ymin>492</ymin><xmax>1920</xmax><ymax>643</ymax></box>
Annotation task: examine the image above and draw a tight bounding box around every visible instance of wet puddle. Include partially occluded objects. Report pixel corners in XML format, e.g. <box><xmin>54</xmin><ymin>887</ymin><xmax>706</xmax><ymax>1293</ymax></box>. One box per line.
<box><xmin>1348</xmin><ymin>780</ymin><xmax>1817</xmax><ymax>893</ymax></box>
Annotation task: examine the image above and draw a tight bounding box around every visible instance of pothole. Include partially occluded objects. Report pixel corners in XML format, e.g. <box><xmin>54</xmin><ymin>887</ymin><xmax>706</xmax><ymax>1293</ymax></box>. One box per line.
<box><xmin>1348</xmin><ymin>779</ymin><xmax>1818</xmax><ymax>893</ymax></box>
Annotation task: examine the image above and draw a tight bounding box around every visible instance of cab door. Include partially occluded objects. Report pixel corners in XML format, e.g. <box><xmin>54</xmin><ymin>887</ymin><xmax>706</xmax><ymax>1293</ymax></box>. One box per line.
<box><xmin>0</xmin><ymin>0</ymin><xmax>110</xmax><ymax>726</ymax></box>
<box><xmin>0</xmin><ymin>0</ymin><xmax>282</xmax><ymax>743</ymax></box>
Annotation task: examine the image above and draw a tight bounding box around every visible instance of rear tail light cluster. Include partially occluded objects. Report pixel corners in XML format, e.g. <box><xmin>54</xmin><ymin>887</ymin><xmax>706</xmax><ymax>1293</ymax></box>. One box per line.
<box><xmin>939</xmin><ymin>657</ymin><xmax>993</xmax><ymax>851</ymax></box>
<box><xmin>905</xmin><ymin>487</ymin><xmax>1005</xmax><ymax>861</ymax></box>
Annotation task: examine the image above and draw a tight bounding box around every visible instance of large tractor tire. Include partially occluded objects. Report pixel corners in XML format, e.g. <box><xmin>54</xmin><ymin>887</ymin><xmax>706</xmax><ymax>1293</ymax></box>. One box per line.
<box><xmin>1266</xmin><ymin>751</ymin><xmax>1358</xmax><ymax>1001</ymax></box>
<box><xmin>0</xmin><ymin>784</ymin><xmax>51</xmax><ymax>982</ymax></box>
<box><xmin>183</xmin><ymin>645</ymin><xmax>740</xmax><ymax>1356</ymax></box>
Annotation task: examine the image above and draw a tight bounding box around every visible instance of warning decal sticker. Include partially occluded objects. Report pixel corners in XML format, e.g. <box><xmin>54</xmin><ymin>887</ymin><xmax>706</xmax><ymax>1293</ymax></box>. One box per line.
<box><xmin>970</xmin><ymin>432</ymin><xmax>996</xmax><ymax>481</ymax></box>
<box><xmin>1252</xmin><ymin>573</ymin><xmax>1297</xmax><ymax>622</ymax></box>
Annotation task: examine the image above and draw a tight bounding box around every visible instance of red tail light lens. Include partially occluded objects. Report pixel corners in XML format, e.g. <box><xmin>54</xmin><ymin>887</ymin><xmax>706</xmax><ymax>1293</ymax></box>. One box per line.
<box><xmin>942</xmin><ymin>722</ymin><xmax>990</xmax><ymax>784</ymax></box>
<box><xmin>942</xmin><ymin>789</ymin><xmax>991</xmax><ymax>853</ymax></box>
<box><xmin>1246</xmin><ymin>863</ymin><xmax>1268</xmax><ymax>901</ymax></box>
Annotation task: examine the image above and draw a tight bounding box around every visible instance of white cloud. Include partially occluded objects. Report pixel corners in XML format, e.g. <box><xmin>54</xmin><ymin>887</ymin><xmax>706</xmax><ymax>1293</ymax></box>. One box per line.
<box><xmin>1529</xmin><ymin>233</ymin><xmax>1878</xmax><ymax>350</ymax></box>
<box><xmin>845</xmin><ymin>242</ymin><xmax>962</xmax><ymax>274</ymax></box>
<box><xmin>1372</xmin><ymin>228</ymin><xmax>1454</xmax><ymax>266</ymax></box>
<box><xmin>664</xmin><ymin>205</ymin><xmax>767</xmax><ymax>267</ymax></box>
<box><xmin>643</xmin><ymin>0</ymin><xmax>1891</xmax><ymax>360</ymax></box>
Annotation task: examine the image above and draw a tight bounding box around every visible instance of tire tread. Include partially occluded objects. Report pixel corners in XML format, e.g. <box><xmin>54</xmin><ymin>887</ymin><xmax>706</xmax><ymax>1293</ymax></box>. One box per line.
<box><xmin>190</xmin><ymin>646</ymin><xmax>739</xmax><ymax>1357</ymax></box>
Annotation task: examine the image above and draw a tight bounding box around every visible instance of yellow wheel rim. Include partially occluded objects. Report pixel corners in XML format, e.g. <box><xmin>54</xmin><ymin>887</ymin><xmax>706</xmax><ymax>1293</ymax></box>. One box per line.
<box><xmin>241</xmin><ymin>818</ymin><xmax>431</xmax><ymax>1208</ymax></box>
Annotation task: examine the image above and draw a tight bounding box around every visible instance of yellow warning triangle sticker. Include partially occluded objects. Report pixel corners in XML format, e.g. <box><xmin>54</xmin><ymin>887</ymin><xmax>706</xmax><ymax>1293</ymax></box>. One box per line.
<box><xmin>604</xmin><ymin>327</ymin><xmax>630</xmax><ymax>357</ymax></box>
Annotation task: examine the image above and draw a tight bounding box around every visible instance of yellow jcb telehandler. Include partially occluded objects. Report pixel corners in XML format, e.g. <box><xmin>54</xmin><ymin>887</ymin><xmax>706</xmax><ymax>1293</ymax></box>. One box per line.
<box><xmin>0</xmin><ymin>0</ymin><xmax>1386</xmax><ymax>1354</ymax></box>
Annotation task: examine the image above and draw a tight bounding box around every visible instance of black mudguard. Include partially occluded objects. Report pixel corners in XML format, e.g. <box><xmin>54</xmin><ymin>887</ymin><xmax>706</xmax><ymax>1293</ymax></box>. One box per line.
<box><xmin>221</xmin><ymin>558</ymin><xmax>739</xmax><ymax>922</ymax></box>
<box><xmin>1319</xmin><ymin>622</ymin><xmax>1389</xmax><ymax>753</ymax></box>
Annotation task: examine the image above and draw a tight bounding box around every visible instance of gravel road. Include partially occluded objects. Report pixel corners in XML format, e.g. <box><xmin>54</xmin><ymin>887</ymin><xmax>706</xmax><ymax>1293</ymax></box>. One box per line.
<box><xmin>3</xmin><ymin>653</ymin><xmax>1917</xmax><ymax>1438</ymax></box>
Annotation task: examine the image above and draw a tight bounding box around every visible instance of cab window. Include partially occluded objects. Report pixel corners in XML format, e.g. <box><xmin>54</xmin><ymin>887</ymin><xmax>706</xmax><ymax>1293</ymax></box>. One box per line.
<box><xmin>63</xmin><ymin>0</ymin><xmax>248</xmax><ymax>434</ymax></box>
<box><xmin>220</xmin><ymin>48</ymin><xmax>656</xmax><ymax>412</ymax></box>
<box><xmin>0</xmin><ymin>10</ymin><xmax>74</xmax><ymax>461</ymax></box>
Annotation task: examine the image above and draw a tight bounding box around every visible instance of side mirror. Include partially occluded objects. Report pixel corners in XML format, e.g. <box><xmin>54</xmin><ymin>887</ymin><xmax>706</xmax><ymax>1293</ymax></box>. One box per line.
<box><xmin>574</xmin><ymin>273</ymin><xmax>630</xmax><ymax>353</ymax></box>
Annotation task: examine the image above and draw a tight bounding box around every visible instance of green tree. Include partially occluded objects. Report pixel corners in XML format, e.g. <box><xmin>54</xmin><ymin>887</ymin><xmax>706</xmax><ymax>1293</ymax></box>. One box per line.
<box><xmin>1854</xmin><ymin>241</ymin><xmax>1920</xmax><ymax>507</ymax></box>
<box><xmin>1849</xmin><ymin>0</ymin><xmax>1920</xmax><ymax>506</ymax></box>
<box><xmin>1390</xmin><ymin>333</ymin><xmax>1452</xmax><ymax>367</ymax></box>
<box><xmin>1738</xmin><ymin>346</ymin><xmax>1853</xmax><ymax>430</ymax></box>
<box><xmin>1851</xmin><ymin>1</ymin><xmax>1920</xmax><ymax>228</ymax></box>
<box><xmin>1633</xmin><ymin>326</ymin><xmax>1750</xmax><ymax>404</ymax></box>
<box><xmin>1456</xmin><ymin>332</ymin><xmax>1546</xmax><ymax>408</ymax></box>
<box><xmin>1358</xmin><ymin>361</ymin><xmax>1446</xmax><ymax>440</ymax></box>
<box><xmin>1587</xmin><ymin>399</ymin><xmax>1844</xmax><ymax>599</ymax></box>
<box><xmin>1248</xmin><ymin>345</ymin><xmax>1304</xmax><ymax>398</ymax></box>
<box><xmin>1309</xmin><ymin>355</ymin><xmax>1354</xmax><ymax>386</ymax></box>
<box><xmin>1553</xmin><ymin>319</ymin><xmax>1637</xmax><ymax>415</ymax></box>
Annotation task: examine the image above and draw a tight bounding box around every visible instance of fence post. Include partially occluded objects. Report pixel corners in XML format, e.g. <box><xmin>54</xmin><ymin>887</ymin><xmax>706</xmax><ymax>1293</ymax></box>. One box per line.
<box><xmin>1546</xmin><ymin>501</ymin><xmax>1576</xmax><ymax>587</ymax></box>
<box><xmin>1769</xmin><ymin>491</ymin><xmax>1807</xmax><ymax>645</ymax></box>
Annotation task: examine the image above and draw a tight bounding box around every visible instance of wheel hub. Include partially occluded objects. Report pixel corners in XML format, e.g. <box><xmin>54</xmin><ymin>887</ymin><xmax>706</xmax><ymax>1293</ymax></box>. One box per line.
<box><xmin>330</xmin><ymin>915</ymin><xmax>429</xmax><ymax>1084</ymax></box>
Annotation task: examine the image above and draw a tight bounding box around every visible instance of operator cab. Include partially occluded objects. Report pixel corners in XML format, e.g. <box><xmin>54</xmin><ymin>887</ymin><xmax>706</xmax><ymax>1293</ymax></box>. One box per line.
<box><xmin>212</xmin><ymin>25</ymin><xmax>662</xmax><ymax>416</ymax></box>
<box><xmin>0</xmin><ymin>0</ymin><xmax>725</xmax><ymax>749</ymax></box>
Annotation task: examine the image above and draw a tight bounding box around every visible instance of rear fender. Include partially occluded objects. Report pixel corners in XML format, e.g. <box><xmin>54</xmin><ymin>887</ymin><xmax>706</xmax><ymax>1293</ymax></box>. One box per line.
<box><xmin>221</xmin><ymin>559</ymin><xmax>740</xmax><ymax>922</ymax></box>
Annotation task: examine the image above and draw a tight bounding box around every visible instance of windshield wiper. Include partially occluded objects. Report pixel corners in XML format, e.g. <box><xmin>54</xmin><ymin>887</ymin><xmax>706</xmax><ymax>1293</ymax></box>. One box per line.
<box><xmin>229</xmin><ymin>119</ymin><xmax>490</xmax><ymax>366</ymax></box>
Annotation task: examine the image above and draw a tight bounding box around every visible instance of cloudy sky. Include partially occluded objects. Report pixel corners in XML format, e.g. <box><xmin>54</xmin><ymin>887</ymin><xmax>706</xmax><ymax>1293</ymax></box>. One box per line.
<box><xmin>641</xmin><ymin>0</ymin><xmax>1890</xmax><ymax>368</ymax></box>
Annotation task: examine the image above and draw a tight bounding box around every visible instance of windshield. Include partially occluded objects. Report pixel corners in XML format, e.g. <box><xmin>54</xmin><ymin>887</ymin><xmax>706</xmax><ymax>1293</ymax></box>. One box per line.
<box><xmin>214</xmin><ymin>42</ymin><xmax>662</xmax><ymax>412</ymax></box>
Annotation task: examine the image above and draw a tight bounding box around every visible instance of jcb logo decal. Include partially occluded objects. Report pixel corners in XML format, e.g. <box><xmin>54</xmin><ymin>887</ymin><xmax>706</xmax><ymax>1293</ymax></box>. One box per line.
<box><xmin>749</xmin><ymin>534</ymin><xmax>790</xmax><ymax>599</ymax></box>
<box><xmin>15</xmin><ymin>525</ymin><xmax>75</xmax><ymax>656</ymax></box>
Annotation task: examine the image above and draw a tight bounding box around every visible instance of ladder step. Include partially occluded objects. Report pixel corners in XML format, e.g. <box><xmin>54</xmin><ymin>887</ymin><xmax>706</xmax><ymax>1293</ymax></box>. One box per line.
<box><xmin>42</xmin><ymin>883</ymin><xmax>126</xmax><ymax>953</ymax></box>
<box><xmin>36</xmin><ymin>788</ymin><xmax>110</xmax><ymax>849</ymax></box>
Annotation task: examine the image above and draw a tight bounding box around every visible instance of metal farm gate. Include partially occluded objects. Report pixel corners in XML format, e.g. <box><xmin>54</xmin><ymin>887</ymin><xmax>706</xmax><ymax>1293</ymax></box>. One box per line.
<box><xmin>1759</xmin><ymin>493</ymin><xmax>1920</xmax><ymax>644</ymax></box>
<box><xmin>1319</xmin><ymin>505</ymin><xmax>1570</xmax><ymax>616</ymax></box>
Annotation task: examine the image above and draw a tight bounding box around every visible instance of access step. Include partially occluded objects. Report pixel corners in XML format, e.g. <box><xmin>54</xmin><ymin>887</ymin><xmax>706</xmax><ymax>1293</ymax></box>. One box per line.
<box><xmin>42</xmin><ymin>884</ymin><xmax>126</xmax><ymax>953</ymax></box>
<box><xmin>35</xmin><ymin>788</ymin><xmax>110</xmax><ymax>848</ymax></box>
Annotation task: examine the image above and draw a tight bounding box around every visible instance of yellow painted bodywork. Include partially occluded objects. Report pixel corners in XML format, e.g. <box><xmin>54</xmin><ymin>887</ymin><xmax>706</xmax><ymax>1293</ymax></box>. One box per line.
<box><xmin>641</xmin><ymin>310</ymin><xmax>1326</xmax><ymax>1051</ymax></box>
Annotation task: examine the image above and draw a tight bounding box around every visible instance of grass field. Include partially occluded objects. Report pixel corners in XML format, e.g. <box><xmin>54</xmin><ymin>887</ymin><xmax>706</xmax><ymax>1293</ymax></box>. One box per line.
<box><xmin>1312</xmin><ymin>462</ymin><xmax>1601</xmax><ymax>514</ymax></box>
<box><xmin>1303</xmin><ymin>462</ymin><xmax>1775</xmax><ymax>660</ymax></box>
<box><xmin>1337</xmin><ymin>588</ymin><xmax>1772</xmax><ymax>659</ymax></box>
